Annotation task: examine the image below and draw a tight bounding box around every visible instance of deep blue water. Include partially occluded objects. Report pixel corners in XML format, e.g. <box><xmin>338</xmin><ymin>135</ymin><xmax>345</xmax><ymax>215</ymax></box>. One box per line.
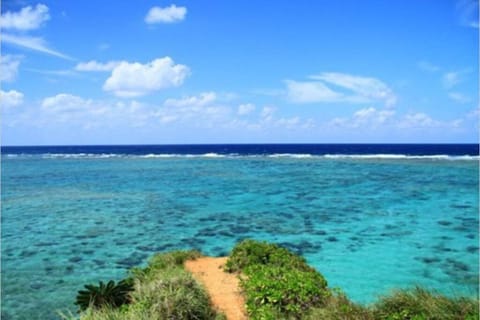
<box><xmin>1</xmin><ymin>144</ymin><xmax>479</xmax><ymax>319</ymax></box>
<box><xmin>2</xmin><ymin>143</ymin><xmax>479</xmax><ymax>157</ymax></box>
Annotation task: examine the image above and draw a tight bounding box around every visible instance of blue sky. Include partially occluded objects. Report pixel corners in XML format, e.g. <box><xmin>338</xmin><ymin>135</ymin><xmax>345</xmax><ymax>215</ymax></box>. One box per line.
<box><xmin>1</xmin><ymin>0</ymin><xmax>478</xmax><ymax>145</ymax></box>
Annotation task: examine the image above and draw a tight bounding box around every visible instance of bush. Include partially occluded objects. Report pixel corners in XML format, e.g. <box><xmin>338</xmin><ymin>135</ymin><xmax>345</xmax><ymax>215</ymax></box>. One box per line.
<box><xmin>242</xmin><ymin>264</ymin><xmax>329</xmax><ymax>319</ymax></box>
<box><xmin>225</xmin><ymin>239</ymin><xmax>313</xmax><ymax>273</ymax></box>
<box><xmin>226</xmin><ymin>239</ymin><xmax>329</xmax><ymax>319</ymax></box>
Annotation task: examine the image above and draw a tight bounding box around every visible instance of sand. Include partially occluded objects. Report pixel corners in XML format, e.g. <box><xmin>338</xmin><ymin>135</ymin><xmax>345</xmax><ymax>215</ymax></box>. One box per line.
<box><xmin>184</xmin><ymin>257</ymin><xmax>247</xmax><ymax>320</ymax></box>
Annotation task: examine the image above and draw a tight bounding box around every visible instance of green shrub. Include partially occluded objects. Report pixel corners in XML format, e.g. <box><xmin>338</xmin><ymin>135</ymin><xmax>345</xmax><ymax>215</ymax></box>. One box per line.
<box><xmin>225</xmin><ymin>239</ymin><xmax>313</xmax><ymax>273</ymax></box>
<box><xmin>75</xmin><ymin>279</ymin><xmax>134</xmax><ymax>311</ymax></box>
<box><xmin>242</xmin><ymin>264</ymin><xmax>329</xmax><ymax>319</ymax></box>
<box><xmin>226</xmin><ymin>239</ymin><xmax>329</xmax><ymax>319</ymax></box>
<box><xmin>373</xmin><ymin>286</ymin><xmax>479</xmax><ymax>320</ymax></box>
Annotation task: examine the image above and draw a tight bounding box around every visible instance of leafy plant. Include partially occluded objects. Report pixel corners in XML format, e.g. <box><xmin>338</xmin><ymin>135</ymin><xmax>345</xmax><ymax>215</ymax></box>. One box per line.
<box><xmin>226</xmin><ymin>239</ymin><xmax>329</xmax><ymax>319</ymax></box>
<box><xmin>225</xmin><ymin>239</ymin><xmax>313</xmax><ymax>273</ymax></box>
<box><xmin>75</xmin><ymin>279</ymin><xmax>134</xmax><ymax>311</ymax></box>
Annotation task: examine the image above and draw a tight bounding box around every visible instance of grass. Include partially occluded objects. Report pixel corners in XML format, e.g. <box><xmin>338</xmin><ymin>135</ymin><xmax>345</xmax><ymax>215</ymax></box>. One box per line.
<box><xmin>65</xmin><ymin>250</ymin><xmax>224</xmax><ymax>320</ymax></box>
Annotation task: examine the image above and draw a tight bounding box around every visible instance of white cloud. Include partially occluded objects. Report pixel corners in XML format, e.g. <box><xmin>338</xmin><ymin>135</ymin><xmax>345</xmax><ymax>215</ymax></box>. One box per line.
<box><xmin>330</xmin><ymin>107</ymin><xmax>395</xmax><ymax>128</ymax></box>
<box><xmin>164</xmin><ymin>92</ymin><xmax>216</xmax><ymax>108</ymax></box>
<box><xmin>286</xmin><ymin>80</ymin><xmax>344</xmax><ymax>103</ymax></box>
<box><xmin>145</xmin><ymin>5</ymin><xmax>187</xmax><ymax>24</ymax></box>
<box><xmin>1</xmin><ymin>90</ymin><xmax>24</xmax><ymax>108</ymax></box>
<box><xmin>103</xmin><ymin>57</ymin><xmax>190</xmax><ymax>97</ymax></box>
<box><xmin>237</xmin><ymin>103</ymin><xmax>255</xmax><ymax>115</ymax></box>
<box><xmin>0</xmin><ymin>3</ymin><xmax>50</xmax><ymax>30</ymax></box>
<box><xmin>456</xmin><ymin>0</ymin><xmax>479</xmax><ymax>28</ymax></box>
<box><xmin>260</xmin><ymin>106</ymin><xmax>276</xmax><ymax>121</ymax></box>
<box><xmin>1</xmin><ymin>55</ymin><xmax>22</xmax><ymax>82</ymax></box>
<box><xmin>418</xmin><ymin>61</ymin><xmax>440</xmax><ymax>72</ymax></box>
<box><xmin>398</xmin><ymin>113</ymin><xmax>439</xmax><ymax>128</ymax></box>
<box><xmin>75</xmin><ymin>60</ymin><xmax>121</xmax><ymax>72</ymax></box>
<box><xmin>312</xmin><ymin>72</ymin><xmax>397</xmax><ymax>107</ymax></box>
<box><xmin>286</xmin><ymin>72</ymin><xmax>396</xmax><ymax>107</ymax></box>
<box><xmin>443</xmin><ymin>72</ymin><xmax>461</xmax><ymax>88</ymax></box>
<box><xmin>1</xmin><ymin>33</ymin><xmax>73</xmax><ymax>60</ymax></box>
<box><xmin>448</xmin><ymin>92</ymin><xmax>471</xmax><ymax>104</ymax></box>
<box><xmin>42</xmin><ymin>93</ymin><xmax>91</xmax><ymax>112</ymax></box>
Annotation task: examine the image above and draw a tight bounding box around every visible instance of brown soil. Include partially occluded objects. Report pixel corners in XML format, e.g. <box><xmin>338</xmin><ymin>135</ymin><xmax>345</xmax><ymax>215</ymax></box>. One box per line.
<box><xmin>184</xmin><ymin>257</ymin><xmax>247</xmax><ymax>320</ymax></box>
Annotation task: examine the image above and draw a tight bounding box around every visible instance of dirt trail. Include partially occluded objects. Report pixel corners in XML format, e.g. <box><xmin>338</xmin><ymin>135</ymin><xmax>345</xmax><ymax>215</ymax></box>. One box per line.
<box><xmin>184</xmin><ymin>257</ymin><xmax>247</xmax><ymax>320</ymax></box>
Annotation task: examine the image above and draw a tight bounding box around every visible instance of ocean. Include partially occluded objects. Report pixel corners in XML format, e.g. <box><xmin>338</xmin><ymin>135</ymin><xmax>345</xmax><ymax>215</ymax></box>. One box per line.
<box><xmin>1</xmin><ymin>144</ymin><xmax>479</xmax><ymax>319</ymax></box>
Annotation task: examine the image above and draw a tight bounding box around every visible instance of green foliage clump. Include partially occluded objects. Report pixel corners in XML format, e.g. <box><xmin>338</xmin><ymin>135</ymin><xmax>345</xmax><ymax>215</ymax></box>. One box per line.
<box><xmin>226</xmin><ymin>239</ymin><xmax>329</xmax><ymax>319</ymax></box>
<box><xmin>224</xmin><ymin>239</ymin><xmax>313</xmax><ymax>273</ymax></box>
<box><xmin>242</xmin><ymin>264</ymin><xmax>329</xmax><ymax>319</ymax></box>
<box><xmin>373</xmin><ymin>286</ymin><xmax>479</xmax><ymax>320</ymax></box>
<box><xmin>75</xmin><ymin>279</ymin><xmax>134</xmax><ymax>311</ymax></box>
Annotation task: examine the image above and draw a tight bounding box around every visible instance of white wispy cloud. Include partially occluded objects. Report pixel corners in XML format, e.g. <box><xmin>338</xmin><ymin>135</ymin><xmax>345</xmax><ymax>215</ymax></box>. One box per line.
<box><xmin>1</xmin><ymin>90</ymin><xmax>24</xmax><ymax>108</ymax></box>
<box><xmin>145</xmin><ymin>5</ymin><xmax>187</xmax><ymax>24</ymax></box>
<box><xmin>443</xmin><ymin>71</ymin><xmax>461</xmax><ymax>89</ymax></box>
<box><xmin>0</xmin><ymin>3</ymin><xmax>50</xmax><ymax>30</ymax></box>
<box><xmin>237</xmin><ymin>103</ymin><xmax>255</xmax><ymax>115</ymax></box>
<box><xmin>75</xmin><ymin>60</ymin><xmax>121</xmax><ymax>72</ymax></box>
<box><xmin>448</xmin><ymin>92</ymin><xmax>471</xmax><ymax>104</ymax></box>
<box><xmin>417</xmin><ymin>60</ymin><xmax>440</xmax><ymax>72</ymax></box>
<box><xmin>285</xmin><ymin>80</ymin><xmax>345</xmax><ymax>103</ymax></box>
<box><xmin>286</xmin><ymin>72</ymin><xmax>396</xmax><ymax>107</ymax></box>
<box><xmin>1</xmin><ymin>55</ymin><xmax>22</xmax><ymax>82</ymax></box>
<box><xmin>103</xmin><ymin>57</ymin><xmax>190</xmax><ymax>97</ymax></box>
<box><xmin>2</xmin><ymin>33</ymin><xmax>73</xmax><ymax>60</ymax></box>
<box><xmin>456</xmin><ymin>0</ymin><xmax>479</xmax><ymax>28</ymax></box>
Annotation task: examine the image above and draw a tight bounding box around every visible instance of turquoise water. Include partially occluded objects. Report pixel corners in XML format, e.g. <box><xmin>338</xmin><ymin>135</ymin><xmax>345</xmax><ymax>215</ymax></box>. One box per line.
<box><xmin>1</xmin><ymin>156</ymin><xmax>479</xmax><ymax>319</ymax></box>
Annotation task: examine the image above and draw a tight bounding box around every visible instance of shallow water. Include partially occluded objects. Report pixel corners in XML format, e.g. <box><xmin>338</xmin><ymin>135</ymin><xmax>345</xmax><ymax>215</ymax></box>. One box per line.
<box><xmin>1</xmin><ymin>155</ymin><xmax>478</xmax><ymax>319</ymax></box>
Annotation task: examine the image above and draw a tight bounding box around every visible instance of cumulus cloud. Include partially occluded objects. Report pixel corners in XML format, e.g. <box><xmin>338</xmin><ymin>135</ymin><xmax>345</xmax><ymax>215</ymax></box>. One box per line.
<box><xmin>75</xmin><ymin>60</ymin><xmax>121</xmax><ymax>72</ymax></box>
<box><xmin>42</xmin><ymin>93</ymin><xmax>91</xmax><ymax>112</ymax></box>
<box><xmin>237</xmin><ymin>103</ymin><xmax>256</xmax><ymax>115</ymax></box>
<box><xmin>0</xmin><ymin>3</ymin><xmax>50</xmax><ymax>30</ymax></box>
<box><xmin>145</xmin><ymin>5</ymin><xmax>187</xmax><ymax>24</ymax></box>
<box><xmin>398</xmin><ymin>113</ymin><xmax>440</xmax><ymax>128</ymax></box>
<box><xmin>1</xmin><ymin>55</ymin><xmax>22</xmax><ymax>82</ymax></box>
<box><xmin>103</xmin><ymin>57</ymin><xmax>190</xmax><ymax>97</ymax></box>
<box><xmin>164</xmin><ymin>92</ymin><xmax>216</xmax><ymax>108</ymax></box>
<box><xmin>1</xmin><ymin>90</ymin><xmax>24</xmax><ymax>108</ymax></box>
<box><xmin>330</xmin><ymin>107</ymin><xmax>395</xmax><ymax>128</ymax></box>
<box><xmin>286</xmin><ymin>72</ymin><xmax>396</xmax><ymax>107</ymax></box>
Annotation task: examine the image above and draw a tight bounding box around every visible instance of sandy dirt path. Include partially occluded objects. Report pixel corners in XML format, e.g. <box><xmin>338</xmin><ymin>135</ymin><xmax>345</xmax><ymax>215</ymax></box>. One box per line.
<box><xmin>184</xmin><ymin>257</ymin><xmax>247</xmax><ymax>320</ymax></box>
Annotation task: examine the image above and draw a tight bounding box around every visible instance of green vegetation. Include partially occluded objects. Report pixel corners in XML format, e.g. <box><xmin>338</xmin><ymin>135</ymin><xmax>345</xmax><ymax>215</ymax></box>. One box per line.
<box><xmin>69</xmin><ymin>239</ymin><xmax>479</xmax><ymax>320</ymax></box>
<box><xmin>226</xmin><ymin>240</ymin><xmax>329</xmax><ymax>319</ymax></box>
<box><xmin>69</xmin><ymin>250</ymin><xmax>224</xmax><ymax>320</ymax></box>
<box><xmin>372</xmin><ymin>286</ymin><xmax>479</xmax><ymax>320</ymax></box>
<box><xmin>226</xmin><ymin>240</ymin><xmax>478</xmax><ymax>320</ymax></box>
<box><xmin>75</xmin><ymin>279</ymin><xmax>134</xmax><ymax>311</ymax></box>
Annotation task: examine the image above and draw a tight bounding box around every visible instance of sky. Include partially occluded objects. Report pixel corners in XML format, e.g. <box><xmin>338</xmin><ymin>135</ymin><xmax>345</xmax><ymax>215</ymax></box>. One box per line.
<box><xmin>1</xmin><ymin>0</ymin><xmax>478</xmax><ymax>145</ymax></box>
